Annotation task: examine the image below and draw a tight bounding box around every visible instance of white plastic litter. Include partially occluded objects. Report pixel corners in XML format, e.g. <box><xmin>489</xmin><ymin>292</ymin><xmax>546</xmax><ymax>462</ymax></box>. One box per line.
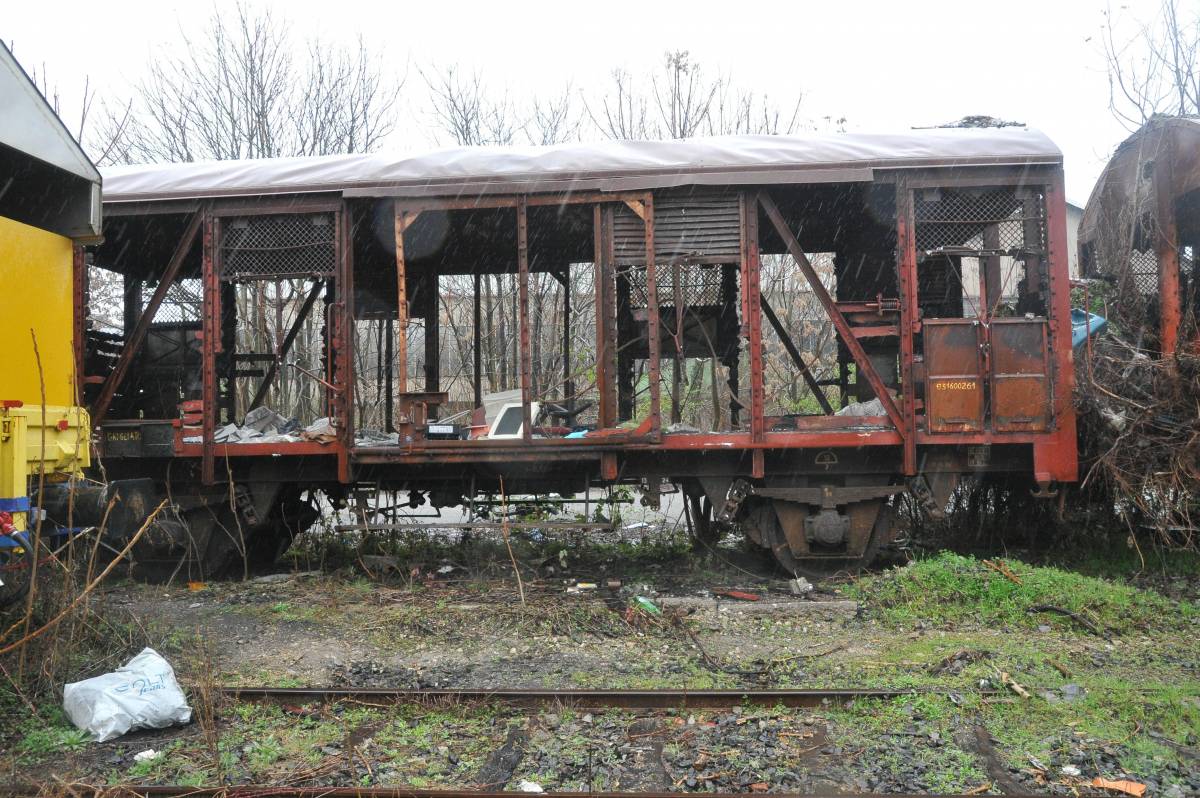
<box><xmin>133</xmin><ymin>749</ymin><xmax>161</xmax><ymax>763</ymax></box>
<box><xmin>63</xmin><ymin>648</ymin><xmax>192</xmax><ymax>742</ymax></box>
<box><xmin>518</xmin><ymin>781</ymin><xmax>544</xmax><ymax>793</ymax></box>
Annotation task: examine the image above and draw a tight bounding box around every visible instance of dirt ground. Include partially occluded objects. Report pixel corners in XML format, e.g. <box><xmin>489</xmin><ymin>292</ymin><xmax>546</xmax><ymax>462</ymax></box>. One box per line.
<box><xmin>2</xmin><ymin>530</ymin><xmax>1199</xmax><ymax>795</ymax></box>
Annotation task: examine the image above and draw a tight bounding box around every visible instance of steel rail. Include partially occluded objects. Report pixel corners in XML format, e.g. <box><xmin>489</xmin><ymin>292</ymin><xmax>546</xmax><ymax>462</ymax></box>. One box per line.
<box><xmin>9</xmin><ymin>788</ymin><xmax>1063</xmax><ymax>798</ymax></box>
<box><xmin>220</xmin><ymin>686</ymin><xmax>999</xmax><ymax>708</ymax></box>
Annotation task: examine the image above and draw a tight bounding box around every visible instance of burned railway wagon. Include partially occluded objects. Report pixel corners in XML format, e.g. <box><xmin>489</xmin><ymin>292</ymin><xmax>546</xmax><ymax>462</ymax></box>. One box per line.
<box><xmin>76</xmin><ymin>130</ymin><xmax>1077</xmax><ymax>576</ymax></box>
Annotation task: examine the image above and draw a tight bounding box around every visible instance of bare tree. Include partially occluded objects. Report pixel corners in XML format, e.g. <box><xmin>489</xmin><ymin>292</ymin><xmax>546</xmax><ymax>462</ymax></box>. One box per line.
<box><xmin>586</xmin><ymin>50</ymin><xmax>809</xmax><ymax>140</ymax></box>
<box><xmin>1103</xmin><ymin>0</ymin><xmax>1200</xmax><ymax>130</ymax></box>
<box><xmin>92</xmin><ymin>2</ymin><xmax>401</xmax><ymax>164</ymax></box>
<box><xmin>420</xmin><ymin>64</ymin><xmax>517</xmax><ymax>146</ymax></box>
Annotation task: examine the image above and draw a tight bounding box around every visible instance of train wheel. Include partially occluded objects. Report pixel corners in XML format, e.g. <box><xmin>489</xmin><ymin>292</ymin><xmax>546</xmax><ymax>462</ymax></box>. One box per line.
<box><xmin>0</xmin><ymin>535</ymin><xmax>33</xmax><ymax>609</ymax></box>
<box><xmin>685</xmin><ymin>491</ymin><xmax>721</xmax><ymax>549</ymax></box>
<box><xmin>742</xmin><ymin>496</ymin><xmax>891</xmax><ymax>579</ymax></box>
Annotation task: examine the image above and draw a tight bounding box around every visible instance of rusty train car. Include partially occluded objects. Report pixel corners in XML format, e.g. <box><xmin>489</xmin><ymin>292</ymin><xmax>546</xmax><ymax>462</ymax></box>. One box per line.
<box><xmin>67</xmin><ymin>129</ymin><xmax>1078</xmax><ymax>576</ymax></box>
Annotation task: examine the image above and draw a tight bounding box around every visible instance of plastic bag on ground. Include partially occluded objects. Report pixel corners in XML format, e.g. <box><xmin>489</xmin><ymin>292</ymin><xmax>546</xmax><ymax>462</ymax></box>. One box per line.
<box><xmin>63</xmin><ymin>647</ymin><xmax>192</xmax><ymax>742</ymax></box>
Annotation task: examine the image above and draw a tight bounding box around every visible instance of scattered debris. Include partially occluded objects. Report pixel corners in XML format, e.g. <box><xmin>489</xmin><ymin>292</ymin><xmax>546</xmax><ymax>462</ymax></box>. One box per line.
<box><xmin>632</xmin><ymin>596</ymin><xmax>661</xmax><ymax>616</ymax></box>
<box><xmin>982</xmin><ymin>559</ymin><xmax>1022</xmax><ymax>585</ymax></box>
<box><xmin>517</xmin><ymin>780</ymin><xmax>544</xmax><ymax>793</ymax></box>
<box><xmin>1027</xmin><ymin>604</ymin><xmax>1107</xmax><ymax>638</ymax></box>
<box><xmin>1061</xmin><ymin>764</ymin><xmax>1082</xmax><ymax>777</ymax></box>
<box><xmin>834</xmin><ymin>397</ymin><xmax>886</xmax><ymax>417</ymax></box>
<box><xmin>787</xmin><ymin>577</ymin><xmax>814</xmax><ymax>596</ymax></box>
<box><xmin>132</xmin><ymin>749</ymin><xmax>160</xmax><ymax>763</ymax></box>
<box><xmin>63</xmin><ymin>648</ymin><xmax>192</xmax><ymax>742</ymax></box>
<box><xmin>714</xmin><ymin>589</ymin><xmax>760</xmax><ymax>602</ymax></box>
<box><xmin>930</xmin><ymin>649</ymin><xmax>992</xmax><ymax>676</ymax></box>
<box><xmin>1091</xmin><ymin>776</ymin><xmax>1147</xmax><ymax>797</ymax></box>
<box><xmin>996</xmin><ymin>669</ymin><xmax>1031</xmax><ymax>699</ymax></box>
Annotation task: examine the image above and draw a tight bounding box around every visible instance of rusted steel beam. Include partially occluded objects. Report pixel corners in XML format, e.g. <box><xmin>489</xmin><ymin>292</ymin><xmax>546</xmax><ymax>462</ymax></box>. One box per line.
<box><xmin>758</xmin><ymin>193</ymin><xmax>905</xmax><ymax>435</ymax></box>
<box><xmin>472</xmin><ymin>271</ymin><xmax>482</xmax><ymax>408</ymax></box>
<box><xmin>595</xmin><ymin>205</ymin><xmax>617</xmax><ymax>428</ymax></box>
<box><xmin>643</xmin><ymin>193</ymin><xmax>661</xmax><ymax>439</ymax></box>
<box><xmin>336</xmin><ymin>204</ymin><xmax>355</xmax><ymax>482</ymax></box>
<box><xmin>92</xmin><ymin>212</ymin><xmax>202</xmax><ymax>425</ymax></box>
<box><xmin>201</xmin><ymin>214</ymin><xmax>219</xmax><ymax>485</ymax></box>
<box><xmin>562</xmin><ymin>265</ymin><xmax>573</xmax><ymax>406</ymax></box>
<box><xmin>759</xmin><ymin>296</ymin><xmax>833</xmax><ymax>415</ymax></box>
<box><xmin>1155</xmin><ymin>141</ymin><xmax>1182</xmax><ymax>357</ymax></box>
<box><xmin>394</xmin><ymin>205</ymin><xmax>414</xmax><ymax>397</ymax></box>
<box><xmin>895</xmin><ymin>180</ymin><xmax>919</xmax><ymax>476</ymax></box>
<box><xmin>248</xmin><ymin>281</ymin><xmax>324</xmax><ymax>411</ymax></box>
<box><xmin>518</xmin><ymin>198</ymin><xmax>533</xmax><ymax>439</ymax></box>
<box><xmin>742</xmin><ymin>193</ymin><xmax>766</xmax><ymax>443</ymax></box>
<box><xmin>1038</xmin><ymin>170</ymin><xmax>1078</xmax><ymax>483</ymax></box>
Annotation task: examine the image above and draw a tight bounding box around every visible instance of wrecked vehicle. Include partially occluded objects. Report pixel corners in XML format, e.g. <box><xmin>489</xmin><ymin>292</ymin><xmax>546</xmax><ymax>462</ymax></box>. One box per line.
<box><xmin>63</xmin><ymin>128</ymin><xmax>1077</xmax><ymax>576</ymax></box>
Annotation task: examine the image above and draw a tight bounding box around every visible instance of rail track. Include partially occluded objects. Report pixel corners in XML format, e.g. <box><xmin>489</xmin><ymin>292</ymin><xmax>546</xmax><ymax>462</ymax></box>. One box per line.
<box><xmin>15</xmin><ymin>687</ymin><xmax>1084</xmax><ymax>798</ymax></box>
<box><xmin>8</xmin><ymin>788</ymin><xmax>1068</xmax><ymax>797</ymax></box>
<box><xmin>220</xmin><ymin>686</ymin><xmax>1002</xmax><ymax>708</ymax></box>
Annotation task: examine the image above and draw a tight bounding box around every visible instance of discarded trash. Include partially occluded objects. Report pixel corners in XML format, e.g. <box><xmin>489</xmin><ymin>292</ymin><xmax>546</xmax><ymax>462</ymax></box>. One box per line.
<box><xmin>1061</xmin><ymin>764</ymin><xmax>1082</xmax><ymax>777</ymax></box>
<box><xmin>63</xmin><ymin>648</ymin><xmax>192</xmax><ymax>742</ymax></box>
<box><xmin>186</xmin><ymin>581</ymin><xmax>206</xmax><ymax>592</ymax></box>
<box><xmin>566</xmin><ymin>580</ymin><xmax>598</xmax><ymax>594</ymax></box>
<box><xmin>997</xmin><ymin>669</ymin><xmax>1031</xmax><ymax>699</ymax></box>
<box><xmin>715</xmin><ymin>589</ymin><xmax>760</xmax><ymax>602</ymax></box>
<box><xmin>133</xmin><ymin>749</ymin><xmax>161</xmax><ymax>763</ymax></box>
<box><xmin>518</xmin><ymin>780</ymin><xmax>544</xmax><ymax>793</ymax></box>
<box><xmin>605</xmin><ymin>579</ymin><xmax>622</xmax><ymax>590</ymax></box>
<box><xmin>632</xmin><ymin>596</ymin><xmax>661</xmax><ymax>616</ymax></box>
<box><xmin>436</xmin><ymin>564</ymin><xmax>456</xmax><ymax>575</ymax></box>
<box><xmin>834</xmin><ymin>397</ymin><xmax>885</xmax><ymax>417</ymax></box>
<box><xmin>1090</xmin><ymin>777</ymin><xmax>1147</xmax><ymax>797</ymax></box>
<box><xmin>301</xmin><ymin>417</ymin><xmax>337</xmax><ymax>444</ymax></box>
<box><xmin>787</xmin><ymin>577</ymin><xmax>814</xmax><ymax>596</ymax></box>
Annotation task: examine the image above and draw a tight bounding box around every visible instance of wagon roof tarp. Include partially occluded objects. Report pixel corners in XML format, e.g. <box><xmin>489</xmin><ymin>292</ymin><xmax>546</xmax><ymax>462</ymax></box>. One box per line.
<box><xmin>101</xmin><ymin>128</ymin><xmax>1062</xmax><ymax>204</ymax></box>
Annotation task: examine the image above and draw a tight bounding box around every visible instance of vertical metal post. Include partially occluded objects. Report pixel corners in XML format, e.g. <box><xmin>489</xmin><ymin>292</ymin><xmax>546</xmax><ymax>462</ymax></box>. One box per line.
<box><xmin>1035</xmin><ymin>168</ymin><xmax>1079</xmax><ymax>482</ymax></box>
<box><xmin>384</xmin><ymin>317</ymin><xmax>394</xmax><ymax>431</ymax></box>
<box><xmin>595</xmin><ymin>205</ymin><xmax>617</xmax><ymax>428</ymax></box>
<box><xmin>473</xmin><ymin>271</ymin><xmax>482</xmax><ymax>407</ymax></box>
<box><xmin>562</xmin><ymin>265</ymin><xmax>573</xmax><ymax>405</ymax></box>
<box><xmin>896</xmin><ymin>179</ymin><xmax>919</xmax><ymax>477</ymax></box>
<box><xmin>336</xmin><ymin>204</ymin><xmax>354</xmax><ymax>482</ymax></box>
<box><xmin>201</xmin><ymin>213</ymin><xmax>218</xmax><ymax>485</ymax></box>
<box><xmin>424</xmin><ymin>273</ymin><xmax>440</xmax><ymax>416</ymax></box>
<box><xmin>393</xmin><ymin>204</ymin><xmax>409</xmax><ymax>398</ymax></box>
<box><xmin>1155</xmin><ymin>143</ymin><xmax>1181</xmax><ymax>357</ymax></box>
<box><xmin>643</xmin><ymin>193</ymin><xmax>661</xmax><ymax>439</ymax></box>
<box><xmin>517</xmin><ymin>198</ymin><xmax>533</xmax><ymax>439</ymax></box>
<box><xmin>742</xmin><ymin>193</ymin><xmax>765</xmax><ymax>444</ymax></box>
<box><xmin>982</xmin><ymin>225</ymin><xmax>1002</xmax><ymax>318</ymax></box>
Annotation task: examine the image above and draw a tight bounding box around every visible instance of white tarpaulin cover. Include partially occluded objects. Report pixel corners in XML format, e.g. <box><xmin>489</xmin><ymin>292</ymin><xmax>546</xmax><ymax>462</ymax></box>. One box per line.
<box><xmin>102</xmin><ymin>128</ymin><xmax>1061</xmax><ymax>203</ymax></box>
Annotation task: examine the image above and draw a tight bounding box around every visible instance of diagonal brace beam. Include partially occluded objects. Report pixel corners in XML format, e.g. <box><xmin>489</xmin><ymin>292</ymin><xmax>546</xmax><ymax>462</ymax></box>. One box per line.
<box><xmin>92</xmin><ymin>211</ymin><xmax>203</xmax><ymax>425</ymax></box>
<box><xmin>248</xmin><ymin>280</ymin><xmax>325</xmax><ymax>411</ymax></box>
<box><xmin>760</xmin><ymin>295</ymin><xmax>835</xmax><ymax>415</ymax></box>
<box><xmin>758</xmin><ymin>193</ymin><xmax>905</xmax><ymax>433</ymax></box>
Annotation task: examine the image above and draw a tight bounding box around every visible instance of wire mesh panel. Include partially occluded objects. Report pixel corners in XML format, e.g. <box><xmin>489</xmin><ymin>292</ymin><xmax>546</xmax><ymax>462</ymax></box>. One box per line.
<box><xmin>141</xmin><ymin>278</ymin><xmax>202</xmax><ymax>323</ymax></box>
<box><xmin>220</xmin><ymin>213</ymin><xmax>337</xmax><ymax>281</ymax></box>
<box><xmin>915</xmin><ymin>187</ymin><xmax>1045</xmax><ymax>254</ymax></box>
<box><xmin>626</xmin><ymin>263</ymin><xmax>724</xmax><ymax>309</ymax></box>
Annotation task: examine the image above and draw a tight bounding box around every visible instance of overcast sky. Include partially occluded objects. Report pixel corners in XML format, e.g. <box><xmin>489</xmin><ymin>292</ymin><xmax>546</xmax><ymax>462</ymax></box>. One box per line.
<box><xmin>5</xmin><ymin>0</ymin><xmax>1159</xmax><ymax>204</ymax></box>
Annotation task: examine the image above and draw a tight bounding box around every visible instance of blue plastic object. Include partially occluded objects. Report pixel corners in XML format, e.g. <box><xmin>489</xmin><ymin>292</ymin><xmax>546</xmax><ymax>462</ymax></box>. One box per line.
<box><xmin>1070</xmin><ymin>308</ymin><xmax>1107</xmax><ymax>349</ymax></box>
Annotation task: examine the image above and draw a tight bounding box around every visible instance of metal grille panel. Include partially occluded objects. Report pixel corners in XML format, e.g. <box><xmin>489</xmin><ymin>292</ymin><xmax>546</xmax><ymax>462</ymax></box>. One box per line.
<box><xmin>915</xmin><ymin>188</ymin><xmax>1045</xmax><ymax>254</ymax></box>
<box><xmin>626</xmin><ymin>264</ymin><xmax>725</xmax><ymax>309</ymax></box>
<box><xmin>220</xmin><ymin>213</ymin><xmax>336</xmax><ymax>280</ymax></box>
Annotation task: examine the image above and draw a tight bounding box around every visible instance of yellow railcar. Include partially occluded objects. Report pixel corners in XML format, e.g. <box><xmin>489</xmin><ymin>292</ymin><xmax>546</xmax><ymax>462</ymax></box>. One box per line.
<box><xmin>0</xmin><ymin>41</ymin><xmax>100</xmax><ymax>558</ymax></box>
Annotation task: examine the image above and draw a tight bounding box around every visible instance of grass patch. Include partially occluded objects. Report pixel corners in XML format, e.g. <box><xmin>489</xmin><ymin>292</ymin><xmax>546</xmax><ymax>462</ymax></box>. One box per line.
<box><xmin>849</xmin><ymin>551</ymin><xmax>1196</xmax><ymax>633</ymax></box>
